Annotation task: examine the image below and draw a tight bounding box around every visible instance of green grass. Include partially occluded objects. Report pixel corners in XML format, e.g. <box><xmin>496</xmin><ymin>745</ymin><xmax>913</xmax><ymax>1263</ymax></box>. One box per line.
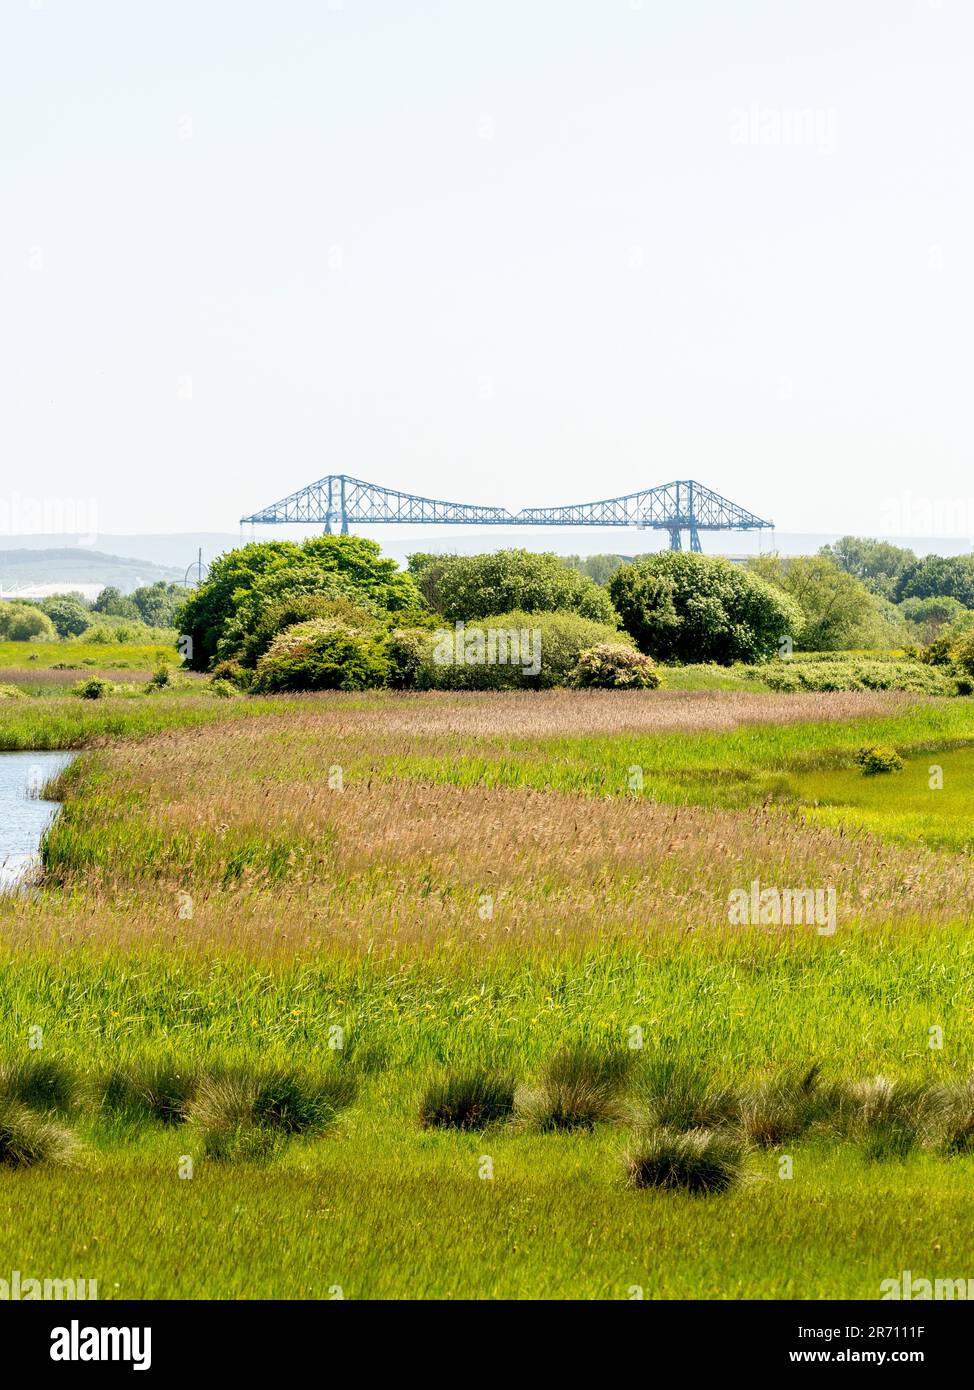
<box><xmin>3</xmin><ymin>688</ymin><xmax>974</xmax><ymax>1297</ymax></box>
<box><xmin>0</xmin><ymin>935</ymin><xmax>972</xmax><ymax>1297</ymax></box>
<box><xmin>0</xmin><ymin>692</ymin><xmax>304</xmax><ymax>751</ymax></box>
<box><xmin>0</xmin><ymin>641</ymin><xmax>178</xmax><ymax>669</ymax></box>
<box><xmin>793</xmin><ymin>745</ymin><xmax>974</xmax><ymax>854</ymax></box>
<box><xmin>656</xmin><ymin>663</ymin><xmax>773</xmax><ymax>692</ymax></box>
<box><xmin>1</xmin><ymin>1100</ymin><xmax>972</xmax><ymax>1297</ymax></box>
<box><xmin>343</xmin><ymin>699</ymin><xmax>974</xmax><ymax>809</ymax></box>
<box><xmin>0</xmin><ymin>929</ymin><xmax>972</xmax><ymax>1297</ymax></box>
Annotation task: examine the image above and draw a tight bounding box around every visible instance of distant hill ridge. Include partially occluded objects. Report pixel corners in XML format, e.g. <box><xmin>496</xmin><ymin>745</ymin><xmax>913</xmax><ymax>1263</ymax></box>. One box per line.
<box><xmin>0</xmin><ymin>548</ymin><xmax>184</xmax><ymax>599</ymax></box>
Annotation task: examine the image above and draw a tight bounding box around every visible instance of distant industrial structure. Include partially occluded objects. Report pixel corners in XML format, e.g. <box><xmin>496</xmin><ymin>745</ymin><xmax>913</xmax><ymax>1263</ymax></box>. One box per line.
<box><xmin>241</xmin><ymin>476</ymin><xmax>773</xmax><ymax>552</ymax></box>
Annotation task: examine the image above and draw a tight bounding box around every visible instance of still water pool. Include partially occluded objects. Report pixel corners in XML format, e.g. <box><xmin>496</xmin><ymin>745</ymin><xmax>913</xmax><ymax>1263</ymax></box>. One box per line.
<box><xmin>0</xmin><ymin>751</ymin><xmax>76</xmax><ymax>889</ymax></box>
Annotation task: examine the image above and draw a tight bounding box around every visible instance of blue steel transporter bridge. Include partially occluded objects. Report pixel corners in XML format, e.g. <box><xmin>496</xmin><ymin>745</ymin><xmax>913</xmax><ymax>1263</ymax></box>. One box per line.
<box><xmin>241</xmin><ymin>476</ymin><xmax>772</xmax><ymax>552</ymax></box>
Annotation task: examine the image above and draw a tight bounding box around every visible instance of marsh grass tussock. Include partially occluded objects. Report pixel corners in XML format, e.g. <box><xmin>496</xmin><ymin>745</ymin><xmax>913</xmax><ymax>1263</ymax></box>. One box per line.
<box><xmin>516</xmin><ymin>1045</ymin><xmax>633</xmax><ymax>1133</ymax></box>
<box><xmin>0</xmin><ymin>1056</ymin><xmax>82</xmax><ymax>1116</ymax></box>
<box><xmin>625</xmin><ymin>1127</ymin><xmax>746</xmax><ymax>1195</ymax></box>
<box><xmin>739</xmin><ymin>1064</ymin><xmax>843</xmax><ymax>1147</ymax></box>
<box><xmin>943</xmin><ymin>1076</ymin><xmax>974</xmax><ymax>1154</ymax></box>
<box><xmin>187</xmin><ymin>1067</ymin><xmax>357</xmax><ymax>1161</ymax></box>
<box><xmin>418</xmin><ymin>1071</ymin><xmax>517</xmax><ymax>1130</ymax></box>
<box><xmin>840</xmin><ymin>1076</ymin><xmax>951</xmax><ymax>1160</ymax></box>
<box><xmin>636</xmin><ymin>1058</ymin><xmax>741</xmax><ymax>1132</ymax></box>
<box><xmin>0</xmin><ymin>1096</ymin><xmax>80</xmax><ymax>1168</ymax></box>
<box><xmin>99</xmin><ymin>1062</ymin><xmax>199</xmax><ymax>1126</ymax></box>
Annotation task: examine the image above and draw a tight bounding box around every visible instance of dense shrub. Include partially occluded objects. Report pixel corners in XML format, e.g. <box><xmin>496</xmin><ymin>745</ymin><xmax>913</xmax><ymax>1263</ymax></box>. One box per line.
<box><xmin>415</xmin><ymin>549</ymin><xmax>619</xmax><ymax>625</ymax></box>
<box><xmin>71</xmin><ymin>677</ymin><xmax>115</xmax><ymax>699</ymax></box>
<box><xmin>39</xmin><ymin>594</ymin><xmax>92</xmax><ymax>638</ymax></box>
<box><xmin>899</xmin><ymin>595</ymin><xmax>967</xmax><ymax>643</ymax></box>
<box><xmin>218</xmin><ymin>585</ymin><xmax>387</xmax><ymax>668</ymax></box>
<box><xmin>176</xmin><ymin>536</ymin><xmax>423</xmax><ymax>671</ymax></box>
<box><xmin>951</xmin><ymin>630</ymin><xmax>974</xmax><ymax>679</ymax></box>
<box><xmin>854</xmin><ymin>745</ymin><xmax>904</xmax><ymax>775</ymax></box>
<box><xmin>427</xmin><ymin>610</ymin><xmax>628</xmax><ymax>690</ymax></box>
<box><xmin>386</xmin><ymin>627</ymin><xmax>438</xmax><ymax>690</ymax></box>
<box><xmin>80</xmin><ymin>618</ymin><xmax>176</xmax><ymax>644</ymax></box>
<box><xmin>922</xmin><ymin>611</ymin><xmax>974</xmax><ymax>666</ymax></box>
<box><xmin>610</xmin><ymin>553</ymin><xmax>801</xmax><ymax>665</ymax></box>
<box><xmin>749</xmin><ymin>555</ymin><xmax>901</xmax><ymax>650</ymax></box>
<box><xmin>0</xmin><ymin>604</ymin><xmax>57</xmax><ymax>642</ymax></box>
<box><xmin>569</xmin><ymin>643</ymin><xmax>662</xmax><ymax>689</ymax></box>
<box><xmin>209</xmin><ymin>659</ymin><xmax>253</xmax><ymax>689</ymax></box>
<box><xmin>253</xmin><ymin>620</ymin><xmax>391</xmax><ymax>692</ymax></box>
<box><xmin>761</xmin><ymin>659</ymin><xmax>955</xmax><ymax>695</ymax></box>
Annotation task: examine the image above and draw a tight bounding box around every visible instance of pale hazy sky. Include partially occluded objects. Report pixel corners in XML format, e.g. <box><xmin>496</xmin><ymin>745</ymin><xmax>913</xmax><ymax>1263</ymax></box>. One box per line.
<box><xmin>2</xmin><ymin>0</ymin><xmax>973</xmax><ymax>544</ymax></box>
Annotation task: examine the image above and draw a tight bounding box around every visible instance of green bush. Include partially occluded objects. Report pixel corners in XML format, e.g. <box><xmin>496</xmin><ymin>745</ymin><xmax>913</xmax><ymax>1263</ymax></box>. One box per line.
<box><xmin>0</xmin><ymin>603</ymin><xmax>57</xmax><ymax>642</ymax></box>
<box><xmin>71</xmin><ymin>677</ymin><xmax>115</xmax><ymax>699</ymax></box>
<box><xmin>427</xmin><ymin>611</ymin><xmax>628</xmax><ymax>690</ymax></box>
<box><xmin>0</xmin><ymin>684</ymin><xmax>27</xmax><ymax>701</ymax></box>
<box><xmin>253</xmin><ymin>620</ymin><xmax>391</xmax><ymax>692</ymax></box>
<box><xmin>569</xmin><ymin>643</ymin><xmax>662</xmax><ymax>689</ymax></box>
<box><xmin>80</xmin><ymin>618</ymin><xmax>176</xmax><ymax>645</ymax></box>
<box><xmin>610</xmin><ymin>553</ymin><xmax>802</xmax><ymax>665</ymax></box>
<box><xmin>209</xmin><ymin>659</ymin><xmax>253</xmax><ymax>689</ymax></box>
<box><xmin>854</xmin><ymin>745</ymin><xmax>904</xmax><ymax>775</ymax></box>
<box><xmin>146</xmin><ymin>664</ymin><xmax>178</xmax><ymax>690</ymax></box>
<box><xmin>951</xmin><ymin>630</ymin><xmax>974</xmax><ymax>679</ymax></box>
<box><xmin>176</xmin><ymin>536</ymin><xmax>423</xmax><ymax>671</ymax></box>
<box><xmin>761</xmin><ymin>659</ymin><xmax>956</xmax><ymax>695</ymax></box>
<box><xmin>39</xmin><ymin>594</ymin><xmax>92</xmax><ymax>638</ymax></box>
<box><xmin>416</xmin><ymin>549</ymin><xmax>619</xmax><ymax>625</ymax></box>
<box><xmin>923</xmin><ymin>611</ymin><xmax>974</xmax><ymax>666</ymax></box>
<box><xmin>386</xmin><ymin>627</ymin><xmax>438</xmax><ymax>690</ymax></box>
<box><xmin>221</xmin><ymin>589</ymin><xmax>387</xmax><ymax>668</ymax></box>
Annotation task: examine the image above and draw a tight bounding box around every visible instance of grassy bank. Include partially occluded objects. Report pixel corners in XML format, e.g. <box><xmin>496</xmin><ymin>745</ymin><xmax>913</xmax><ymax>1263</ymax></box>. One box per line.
<box><xmin>2</xmin><ymin>688</ymin><xmax>974</xmax><ymax>1298</ymax></box>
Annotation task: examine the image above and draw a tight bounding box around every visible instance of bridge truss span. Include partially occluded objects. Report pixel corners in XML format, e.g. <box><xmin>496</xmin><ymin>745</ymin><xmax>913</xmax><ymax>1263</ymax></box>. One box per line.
<box><xmin>240</xmin><ymin>475</ymin><xmax>773</xmax><ymax>551</ymax></box>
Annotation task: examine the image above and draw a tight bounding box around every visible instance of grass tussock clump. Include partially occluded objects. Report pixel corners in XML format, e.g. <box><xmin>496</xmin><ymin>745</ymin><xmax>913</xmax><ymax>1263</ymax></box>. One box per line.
<box><xmin>517</xmin><ymin>1045</ymin><xmax>633</xmax><ymax>1133</ymax></box>
<box><xmin>739</xmin><ymin>1063</ymin><xmax>841</xmax><ymax>1147</ymax></box>
<box><xmin>636</xmin><ymin>1058</ymin><xmax>741</xmax><ymax>1132</ymax></box>
<box><xmin>625</xmin><ymin>1128</ymin><xmax>746</xmax><ymax>1196</ymax></box>
<box><xmin>187</xmin><ymin>1067</ymin><xmax>357</xmax><ymax>1162</ymax></box>
<box><xmin>0</xmin><ymin>1056</ymin><xmax>81</xmax><ymax>1116</ymax></box>
<box><xmin>0</xmin><ymin>1097</ymin><xmax>80</xmax><ymax>1168</ymax></box>
<box><xmin>419</xmin><ymin>1070</ymin><xmax>516</xmax><ymax>1131</ymax></box>
<box><xmin>841</xmin><ymin>1076</ymin><xmax>950</xmax><ymax>1160</ymax></box>
<box><xmin>99</xmin><ymin>1062</ymin><xmax>200</xmax><ymax>1126</ymax></box>
<box><xmin>943</xmin><ymin>1076</ymin><xmax>974</xmax><ymax>1154</ymax></box>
